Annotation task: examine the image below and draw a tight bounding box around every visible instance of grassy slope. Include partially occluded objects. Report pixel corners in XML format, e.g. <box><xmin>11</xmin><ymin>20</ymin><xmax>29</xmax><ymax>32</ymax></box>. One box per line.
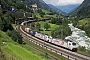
<box><xmin>77</xmin><ymin>18</ymin><xmax>90</xmax><ymax>26</ymax></box>
<box><xmin>3</xmin><ymin>43</ymin><xmax>45</xmax><ymax>60</ymax></box>
<box><xmin>0</xmin><ymin>30</ymin><xmax>46</xmax><ymax>60</ymax></box>
<box><xmin>42</xmin><ymin>9</ymin><xmax>50</xmax><ymax>14</ymax></box>
<box><xmin>38</xmin><ymin>21</ymin><xmax>59</xmax><ymax>35</ymax></box>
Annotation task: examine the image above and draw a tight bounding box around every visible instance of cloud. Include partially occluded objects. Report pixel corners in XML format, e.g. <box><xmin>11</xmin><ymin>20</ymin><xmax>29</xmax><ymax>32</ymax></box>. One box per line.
<box><xmin>43</xmin><ymin>0</ymin><xmax>84</xmax><ymax>6</ymax></box>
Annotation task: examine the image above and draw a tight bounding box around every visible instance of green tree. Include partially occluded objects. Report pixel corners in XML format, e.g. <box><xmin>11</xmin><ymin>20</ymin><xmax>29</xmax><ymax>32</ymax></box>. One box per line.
<box><xmin>1</xmin><ymin>14</ymin><xmax>13</xmax><ymax>31</ymax></box>
<box><xmin>7</xmin><ymin>30</ymin><xmax>23</xmax><ymax>44</ymax></box>
<box><xmin>36</xmin><ymin>22</ymin><xmax>40</xmax><ymax>31</ymax></box>
<box><xmin>31</xmin><ymin>22</ymin><xmax>35</xmax><ymax>29</ymax></box>
<box><xmin>44</xmin><ymin>23</ymin><xmax>50</xmax><ymax>30</ymax></box>
<box><xmin>51</xmin><ymin>25</ymin><xmax>71</xmax><ymax>38</ymax></box>
<box><xmin>0</xmin><ymin>17</ymin><xmax>3</xmax><ymax>30</ymax></box>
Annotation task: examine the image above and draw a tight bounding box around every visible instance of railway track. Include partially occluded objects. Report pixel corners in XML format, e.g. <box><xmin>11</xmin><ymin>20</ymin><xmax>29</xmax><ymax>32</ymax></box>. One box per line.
<box><xmin>18</xmin><ymin>25</ymin><xmax>61</xmax><ymax>60</ymax></box>
<box><xmin>17</xmin><ymin>20</ymin><xmax>90</xmax><ymax>60</ymax></box>
<box><xmin>23</xmin><ymin>39</ymin><xmax>60</xmax><ymax>60</ymax></box>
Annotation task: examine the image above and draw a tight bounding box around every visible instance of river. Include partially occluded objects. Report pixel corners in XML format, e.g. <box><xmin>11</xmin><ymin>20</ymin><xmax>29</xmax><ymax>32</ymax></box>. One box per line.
<box><xmin>65</xmin><ymin>23</ymin><xmax>90</xmax><ymax>50</ymax></box>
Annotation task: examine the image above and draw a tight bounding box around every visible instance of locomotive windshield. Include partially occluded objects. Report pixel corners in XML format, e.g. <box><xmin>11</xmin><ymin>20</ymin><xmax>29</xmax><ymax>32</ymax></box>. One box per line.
<box><xmin>72</xmin><ymin>43</ymin><xmax>76</xmax><ymax>46</ymax></box>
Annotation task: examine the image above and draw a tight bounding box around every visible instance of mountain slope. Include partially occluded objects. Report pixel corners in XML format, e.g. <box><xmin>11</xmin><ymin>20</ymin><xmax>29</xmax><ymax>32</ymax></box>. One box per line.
<box><xmin>48</xmin><ymin>4</ymin><xmax>67</xmax><ymax>15</ymax></box>
<box><xmin>22</xmin><ymin>0</ymin><xmax>51</xmax><ymax>11</ymax></box>
<box><xmin>56</xmin><ymin>4</ymin><xmax>80</xmax><ymax>14</ymax></box>
<box><xmin>0</xmin><ymin>30</ymin><xmax>46</xmax><ymax>60</ymax></box>
<box><xmin>22</xmin><ymin>0</ymin><xmax>66</xmax><ymax>15</ymax></box>
<box><xmin>70</xmin><ymin>0</ymin><xmax>90</xmax><ymax>19</ymax></box>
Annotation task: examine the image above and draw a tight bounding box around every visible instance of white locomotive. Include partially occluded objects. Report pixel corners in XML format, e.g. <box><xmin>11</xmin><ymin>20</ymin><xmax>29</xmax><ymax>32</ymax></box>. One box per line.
<box><xmin>24</xmin><ymin>27</ymin><xmax>78</xmax><ymax>51</ymax></box>
<box><xmin>35</xmin><ymin>32</ymin><xmax>78</xmax><ymax>51</ymax></box>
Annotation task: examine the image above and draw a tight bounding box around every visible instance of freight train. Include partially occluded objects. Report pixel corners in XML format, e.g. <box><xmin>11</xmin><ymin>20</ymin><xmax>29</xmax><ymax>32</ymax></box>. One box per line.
<box><xmin>21</xmin><ymin>21</ymin><xmax>78</xmax><ymax>52</ymax></box>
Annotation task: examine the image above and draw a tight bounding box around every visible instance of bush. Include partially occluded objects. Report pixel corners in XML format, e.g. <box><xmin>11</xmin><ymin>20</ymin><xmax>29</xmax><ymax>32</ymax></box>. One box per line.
<box><xmin>6</xmin><ymin>30</ymin><xmax>23</xmax><ymax>44</ymax></box>
<box><xmin>78</xmin><ymin>46</ymin><xmax>86</xmax><ymax>52</ymax></box>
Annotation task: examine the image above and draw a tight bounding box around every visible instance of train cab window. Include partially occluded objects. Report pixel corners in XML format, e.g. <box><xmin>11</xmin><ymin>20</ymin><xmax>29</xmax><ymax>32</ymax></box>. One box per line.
<box><xmin>69</xmin><ymin>43</ymin><xmax>71</xmax><ymax>45</ymax></box>
<box><xmin>72</xmin><ymin>43</ymin><xmax>76</xmax><ymax>46</ymax></box>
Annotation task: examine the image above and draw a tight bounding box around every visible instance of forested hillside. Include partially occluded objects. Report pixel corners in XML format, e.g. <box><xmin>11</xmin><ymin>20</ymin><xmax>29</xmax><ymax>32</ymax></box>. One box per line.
<box><xmin>71</xmin><ymin>0</ymin><xmax>90</xmax><ymax>19</ymax></box>
<box><xmin>22</xmin><ymin>0</ymin><xmax>50</xmax><ymax>10</ymax></box>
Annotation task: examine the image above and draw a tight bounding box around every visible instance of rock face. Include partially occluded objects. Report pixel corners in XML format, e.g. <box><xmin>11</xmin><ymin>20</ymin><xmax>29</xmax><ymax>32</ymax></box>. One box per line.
<box><xmin>65</xmin><ymin>23</ymin><xmax>90</xmax><ymax>49</ymax></box>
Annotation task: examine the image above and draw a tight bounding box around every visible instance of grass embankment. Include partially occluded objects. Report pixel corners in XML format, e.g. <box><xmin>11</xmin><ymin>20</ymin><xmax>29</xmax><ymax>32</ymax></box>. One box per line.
<box><xmin>2</xmin><ymin>43</ymin><xmax>46</xmax><ymax>60</ymax></box>
<box><xmin>0</xmin><ymin>30</ymin><xmax>67</xmax><ymax>60</ymax></box>
<box><xmin>23</xmin><ymin>38</ymin><xmax>68</xmax><ymax>60</ymax></box>
<box><xmin>0</xmin><ymin>30</ymin><xmax>53</xmax><ymax>60</ymax></box>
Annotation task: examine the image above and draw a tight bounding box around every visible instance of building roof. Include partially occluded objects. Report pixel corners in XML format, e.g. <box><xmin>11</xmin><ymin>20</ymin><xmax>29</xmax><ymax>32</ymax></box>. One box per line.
<box><xmin>32</xmin><ymin>4</ymin><xmax>37</xmax><ymax>8</ymax></box>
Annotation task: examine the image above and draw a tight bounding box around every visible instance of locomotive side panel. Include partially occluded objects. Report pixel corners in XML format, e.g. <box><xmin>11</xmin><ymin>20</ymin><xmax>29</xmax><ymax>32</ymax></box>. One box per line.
<box><xmin>52</xmin><ymin>39</ymin><xmax>68</xmax><ymax>48</ymax></box>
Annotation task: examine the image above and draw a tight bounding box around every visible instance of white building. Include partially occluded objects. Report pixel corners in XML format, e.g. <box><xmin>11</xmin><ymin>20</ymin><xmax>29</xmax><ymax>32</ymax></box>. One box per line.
<box><xmin>32</xmin><ymin>4</ymin><xmax>37</xmax><ymax>8</ymax></box>
<box><xmin>32</xmin><ymin>4</ymin><xmax>38</xmax><ymax>10</ymax></box>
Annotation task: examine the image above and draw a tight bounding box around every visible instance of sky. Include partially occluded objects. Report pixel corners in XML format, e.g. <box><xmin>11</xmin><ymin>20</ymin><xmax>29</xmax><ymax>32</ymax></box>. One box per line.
<box><xmin>43</xmin><ymin>0</ymin><xmax>84</xmax><ymax>6</ymax></box>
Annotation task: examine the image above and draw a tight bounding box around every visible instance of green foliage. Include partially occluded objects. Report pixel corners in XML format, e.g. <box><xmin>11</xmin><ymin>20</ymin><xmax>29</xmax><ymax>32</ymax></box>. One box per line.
<box><xmin>0</xmin><ymin>30</ymin><xmax>14</xmax><ymax>45</ymax></box>
<box><xmin>0</xmin><ymin>12</ymin><xmax>13</xmax><ymax>32</ymax></box>
<box><xmin>0</xmin><ymin>30</ymin><xmax>52</xmax><ymax>60</ymax></box>
<box><xmin>0</xmin><ymin>0</ymin><xmax>10</xmax><ymax>10</ymax></box>
<box><xmin>36</xmin><ymin>21</ymin><xmax>59</xmax><ymax>35</ymax></box>
<box><xmin>51</xmin><ymin>18</ymin><xmax>62</xmax><ymax>25</ymax></box>
<box><xmin>0</xmin><ymin>10</ymin><xmax>23</xmax><ymax>44</ymax></box>
<box><xmin>51</xmin><ymin>25</ymin><xmax>71</xmax><ymax>39</ymax></box>
<box><xmin>6</xmin><ymin>30</ymin><xmax>23</xmax><ymax>44</ymax></box>
<box><xmin>31</xmin><ymin>22</ymin><xmax>35</xmax><ymax>29</ymax></box>
<box><xmin>78</xmin><ymin>46</ymin><xmax>86</xmax><ymax>52</ymax></box>
<box><xmin>37</xmin><ymin>9</ymin><xmax>45</xmax><ymax>15</ymax></box>
<box><xmin>50</xmin><ymin>16</ymin><xmax>71</xmax><ymax>38</ymax></box>
<box><xmin>35</xmin><ymin>22</ymin><xmax>41</xmax><ymax>31</ymax></box>
<box><xmin>77</xmin><ymin>7</ymin><xmax>90</xmax><ymax>20</ymax></box>
<box><xmin>71</xmin><ymin>0</ymin><xmax>90</xmax><ymax>20</ymax></box>
<box><xmin>0</xmin><ymin>11</ymin><xmax>3</xmax><ymax>16</ymax></box>
<box><xmin>44</xmin><ymin>23</ymin><xmax>51</xmax><ymax>30</ymax></box>
<box><xmin>16</xmin><ymin>1</ymin><xmax>26</xmax><ymax>10</ymax></box>
<box><xmin>77</xmin><ymin>19</ymin><xmax>90</xmax><ymax>37</ymax></box>
<box><xmin>7</xmin><ymin>13</ymin><xmax>16</xmax><ymax>23</ymax></box>
<box><xmin>87</xmin><ymin>50</ymin><xmax>90</xmax><ymax>54</ymax></box>
<box><xmin>78</xmin><ymin>46</ymin><xmax>90</xmax><ymax>56</ymax></box>
<box><xmin>51</xmin><ymin>17</ymin><xmax>68</xmax><ymax>25</ymax></box>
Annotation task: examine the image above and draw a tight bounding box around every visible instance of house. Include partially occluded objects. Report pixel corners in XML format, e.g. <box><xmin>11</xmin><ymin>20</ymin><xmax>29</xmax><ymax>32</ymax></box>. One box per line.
<box><xmin>32</xmin><ymin>4</ymin><xmax>37</xmax><ymax>8</ymax></box>
<box><xmin>32</xmin><ymin>4</ymin><xmax>38</xmax><ymax>10</ymax></box>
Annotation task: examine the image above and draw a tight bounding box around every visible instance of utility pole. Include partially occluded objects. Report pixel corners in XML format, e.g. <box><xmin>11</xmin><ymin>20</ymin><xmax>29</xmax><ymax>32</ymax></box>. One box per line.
<box><xmin>30</xmin><ymin>23</ymin><xmax>31</xmax><ymax>29</ymax></box>
<box><xmin>43</xmin><ymin>28</ymin><xmax>46</xmax><ymax>47</ymax></box>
